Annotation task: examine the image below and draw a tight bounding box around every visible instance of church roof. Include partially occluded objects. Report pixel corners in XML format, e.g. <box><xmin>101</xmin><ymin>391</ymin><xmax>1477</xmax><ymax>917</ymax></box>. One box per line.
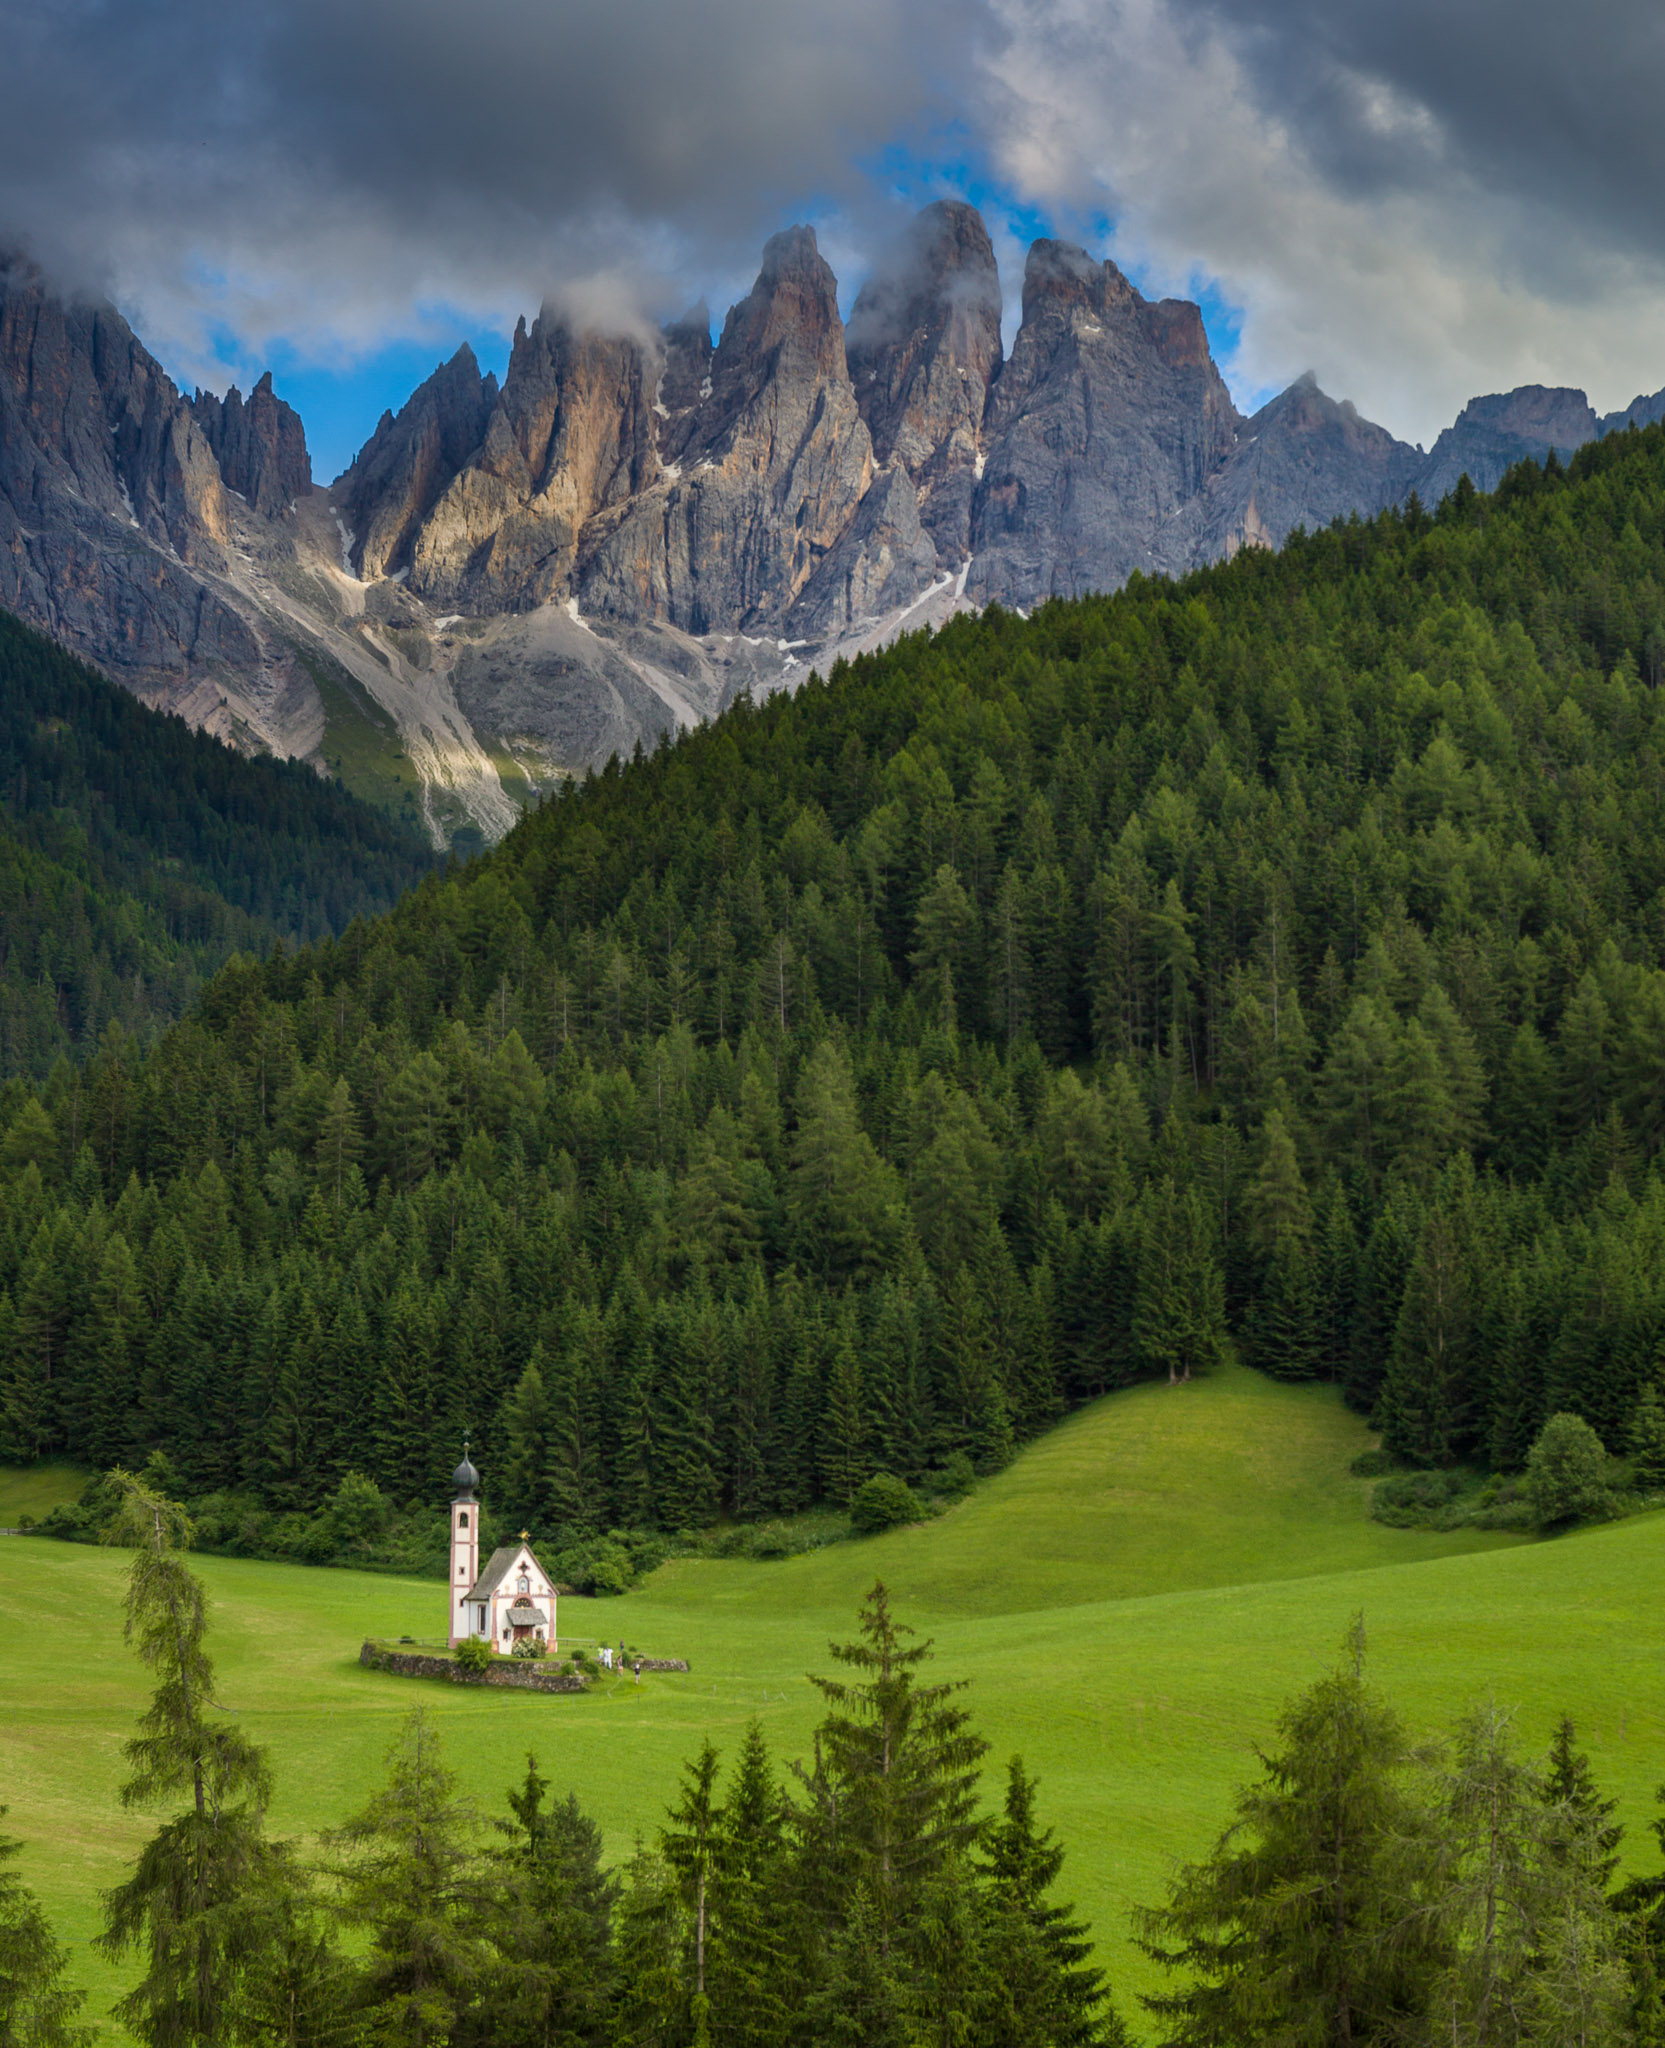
<box><xmin>464</xmin><ymin>1544</ymin><xmax>549</xmax><ymax>1604</ymax></box>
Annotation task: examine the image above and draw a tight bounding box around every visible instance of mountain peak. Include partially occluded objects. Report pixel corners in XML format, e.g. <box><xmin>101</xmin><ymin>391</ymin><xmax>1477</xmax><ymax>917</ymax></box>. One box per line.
<box><xmin>846</xmin><ymin>200</ymin><xmax>1003</xmax><ymax>555</ymax></box>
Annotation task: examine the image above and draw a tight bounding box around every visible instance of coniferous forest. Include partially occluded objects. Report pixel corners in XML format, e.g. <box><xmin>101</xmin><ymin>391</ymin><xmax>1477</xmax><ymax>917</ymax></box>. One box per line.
<box><xmin>0</xmin><ymin>611</ymin><xmax>434</xmax><ymax>1078</ymax></box>
<box><xmin>10</xmin><ymin>431</ymin><xmax>1665</xmax><ymax>1552</ymax></box>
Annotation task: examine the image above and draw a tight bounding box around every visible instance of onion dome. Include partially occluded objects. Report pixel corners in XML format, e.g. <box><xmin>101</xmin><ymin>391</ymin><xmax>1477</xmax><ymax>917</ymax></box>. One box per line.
<box><xmin>452</xmin><ymin>1447</ymin><xmax>480</xmax><ymax>1499</ymax></box>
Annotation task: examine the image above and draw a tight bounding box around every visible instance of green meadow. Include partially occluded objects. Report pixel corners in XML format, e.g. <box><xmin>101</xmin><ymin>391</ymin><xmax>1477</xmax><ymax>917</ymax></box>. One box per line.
<box><xmin>5</xmin><ymin>1364</ymin><xmax>1664</xmax><ymax>2042</ymax></box>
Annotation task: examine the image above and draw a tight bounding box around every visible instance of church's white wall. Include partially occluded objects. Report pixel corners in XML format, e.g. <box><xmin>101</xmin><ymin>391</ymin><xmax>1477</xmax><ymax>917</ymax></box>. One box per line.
<box><xmin>447</xmin><ymin>1500</ymin><xmax>481</xmax><ymax>1647</ymax></box>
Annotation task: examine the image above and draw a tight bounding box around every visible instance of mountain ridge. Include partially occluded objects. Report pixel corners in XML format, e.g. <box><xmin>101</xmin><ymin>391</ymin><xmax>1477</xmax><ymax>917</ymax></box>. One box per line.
<box><xmin>3</xmin><ymin>212</ymin><xmax>1660</xmax><ymax>848</ymax></box>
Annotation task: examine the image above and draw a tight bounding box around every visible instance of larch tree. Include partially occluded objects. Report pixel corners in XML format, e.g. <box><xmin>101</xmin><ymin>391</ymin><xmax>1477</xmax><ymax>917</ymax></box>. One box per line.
<box><xmin>96</xmin><ymin>1473</ymin><xmax>288</xmax><ymax>2048</ymax></box>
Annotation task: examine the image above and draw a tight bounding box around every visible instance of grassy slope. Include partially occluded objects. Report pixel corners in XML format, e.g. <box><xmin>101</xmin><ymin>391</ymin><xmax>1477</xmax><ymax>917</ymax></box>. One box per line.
<box><xmin>0</xmin><ymin>1462</ymin><xmax>85</xmax><ymax>1525</ymax></box>
<box><xmin>5</xmin><ymin>1368</ymin><xmax>1662</xmax><ymax>2042</ymax></box>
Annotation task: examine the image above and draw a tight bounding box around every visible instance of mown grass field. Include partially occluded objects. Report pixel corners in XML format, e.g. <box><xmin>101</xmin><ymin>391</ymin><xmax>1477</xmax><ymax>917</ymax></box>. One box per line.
<box><xmin>5</xmin><ymin>1363</ymin><xmax>1663</xmax><ymax>2042</ymax></box>
<box><xmin>0</xmin><ymin>1460</ymin><xmax>85</xmax><ymax>1526</ymax></box>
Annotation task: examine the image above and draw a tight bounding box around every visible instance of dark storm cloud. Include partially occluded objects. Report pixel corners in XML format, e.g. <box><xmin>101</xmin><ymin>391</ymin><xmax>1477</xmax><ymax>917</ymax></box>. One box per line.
<box><xmin>1175</xmin><ymin>0</ymin><xmax>1665</xmax><ymax>285</ymax></box>
<box><xmin>0</xmin><ymin>0</ymin><xmax>980</xmax><ymax>371</ymax></box>
<box><xmin>3</xmin><ymin>0</ymin><xmax>1665</xmax><ymax>443</ymax></box>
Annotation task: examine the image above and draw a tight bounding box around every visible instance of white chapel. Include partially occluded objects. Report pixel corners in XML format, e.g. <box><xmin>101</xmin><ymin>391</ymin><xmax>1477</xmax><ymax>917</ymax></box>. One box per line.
<box><xmin>447</xmin><ymin>1449</ymin><xmax>558</xmax><ymax>1651</ymax></box>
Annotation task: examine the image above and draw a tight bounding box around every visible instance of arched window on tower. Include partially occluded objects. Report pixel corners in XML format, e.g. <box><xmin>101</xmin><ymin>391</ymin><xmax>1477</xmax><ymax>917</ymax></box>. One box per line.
<box><xmin>458</xmin><ymin>1511</ymin><xmax>469</xmax><ymax>1528</ymax></box>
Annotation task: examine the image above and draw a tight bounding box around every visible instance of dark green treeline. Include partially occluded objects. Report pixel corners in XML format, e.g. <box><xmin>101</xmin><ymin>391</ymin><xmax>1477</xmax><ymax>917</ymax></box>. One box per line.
<box><xmin>0</xmin><ymin>609</ymin><xmax>434</xmax><ymax>1078</ymax></box>
<box><xmin>9</xmin><ymin>435</ymin><xmax>1665</xmax><ymax>1525</ymax></box>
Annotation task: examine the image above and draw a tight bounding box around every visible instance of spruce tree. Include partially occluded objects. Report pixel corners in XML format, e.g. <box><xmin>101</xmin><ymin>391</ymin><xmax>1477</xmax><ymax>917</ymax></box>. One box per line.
<box><xmin>609</xmin><ymin>1852</ymin><xmax>685</xmax><ymax>2048</ymax></box>
<box><xmin>1541</xmin><ymin>1717</ymin><xmax>1623</xmax><ymax>1893</ymax></box>
<box><xmin>499</xmin><ymin>1354</ymin><xmax>551</xmax><ymax>1528</ymax></box>
<box><xmin>662</xmin><ymin>1742</ymin><xmax>722</xmax><ymax>2010</ymax></box>
<box><xmin>705</xmin><ymin>1724</ymin><xmax>791</xmax><ymax>2048</ymax></box>
<box><xmin>793</xmin><ymin>1582</ymin><xmax>988</xmax><ymax>1954</ymax></box>
<box><xmin>1137</xmin><ymin>1619</ymin><xmax>1445</xmax><ymax>2047</ymax></box>
<box><xmin>0</xmin><ymin>1810</ymin><xmax>89</xmax><ymax>2048</ymax></box>
<box><xmin>1378</xmin><ymin>1203</ymin><xmax>1474</xmax><ymax>1465</ymax></box>
<box><xmin>327</xmin><ymin>1708</ymin><xmax>487</xmax><ymax>2046</ymax></box>
<box><xmin>979</xmin><ymin>1759</ymin><xmax>1129</xmax><ymax>2048</ymax></box>
<box><xmin>459</xmin><ymin>1753</ymin><xmax>613</xmax><ymax>2048</ymax></box>
<box><xmin>817</xmin><ymin>1318</ymin><xmax>868</xmax><ymax>1506</ymax></box>
<box><xmin>1630</xmin><ymin>1382</ymin><xmax>1665</xmax><ymax>1492</ymax></box>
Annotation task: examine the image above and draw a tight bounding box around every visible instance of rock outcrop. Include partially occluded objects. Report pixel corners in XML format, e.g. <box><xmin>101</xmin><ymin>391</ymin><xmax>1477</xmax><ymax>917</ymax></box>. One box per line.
<box><xmin>578</xmin><ymin>226</ymin><xmax>909</xmax><ymax>633</ymax></box>
<box><xmin>335</xmin><ymin>345</ymin><xmax>498</xmax><ymax>580</ymax></box>
<box><xmin>410</xmin><ymin>318</ymin><xmax>660</xmax><ymax>612</ymax></box>
<box><xmin>967</xmin><ymin>241</ymin><xmax>1242</xmax><ymax>607</ymax></box>
<box><xmin>1604</xmin><ymin>386</ymin><xmax>1665</xmax><ymax>434</ymax></box>
<box><xmin>786</xmin><ymin>462</ymin><xmax>940</xmax><ymax>637</ymax></box>
<box><xmin>1180</xmin><ymin>373</ymin><xmax>1422</xmax><ymax>560</ymax></box>
<box><xmin>1412</xmin><ymin>386</ymin><xmax>1600</xmax><ymax>501</ymax></box>
<box><xmin>0</xmin><ymin>252</ymin><xmax>275</xmax><ymax>706</ymax></box>
<box><xmin>189</xmin><ymin>371</ymin><xmax>311</xmax><ymax>520</ymax></box>
<box><xmin>846</xmin><ymin>200</ymin><xmax>1002</xmax><ymax>557</ymax></box>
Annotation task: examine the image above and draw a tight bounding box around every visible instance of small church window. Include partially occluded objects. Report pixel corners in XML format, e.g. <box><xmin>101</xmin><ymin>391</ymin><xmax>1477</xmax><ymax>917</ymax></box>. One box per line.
<box><xmin>517</xmin><ymin>1570</ymin><xmax>530</xmax><ymax>1594</ymax></box>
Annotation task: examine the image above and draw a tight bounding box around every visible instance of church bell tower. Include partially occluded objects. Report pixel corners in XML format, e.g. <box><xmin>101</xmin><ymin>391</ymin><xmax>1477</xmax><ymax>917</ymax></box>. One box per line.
<box><xmin>448</xmin><ymin>1445</ymin><xmax>481</xmax><ymax>1647</ymax></box>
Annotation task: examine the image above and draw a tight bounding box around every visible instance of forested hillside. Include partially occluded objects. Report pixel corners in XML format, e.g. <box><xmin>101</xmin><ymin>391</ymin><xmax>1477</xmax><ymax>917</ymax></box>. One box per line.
<box><xmin>8</xmin><ymin>433</ymin><xmax>1665</xmax><ymax>1533</ymax></box>
<box><xmin>0</xmin><ymin>611</ymin><xmax>433</xmax><ymax>1075</ymax></box>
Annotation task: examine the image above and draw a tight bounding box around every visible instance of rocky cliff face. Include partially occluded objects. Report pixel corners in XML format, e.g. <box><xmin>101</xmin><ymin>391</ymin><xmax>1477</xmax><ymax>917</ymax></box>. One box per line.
<box><xmin>577</xmin><ymin>226</ymin><xmax>926</xmax><ymax>634</ymax></box>
<box><xmin>407</xmin><ymin>316</ymin><xmax>661</xmax><ymax>613</ymax></box>
<box><xmin>967</xmin><ymin>241</ymin><xmax>1242</xmax><ymax>606</ymax></box>
<box><xmin>190</xmin><ymin>371</ymin><xmax>311</xmax><ymax>519</ymax></box>
<box><xmin>846</xmin><ymin>200</ymin><xmax>1002</xmax><ymax>558</ymax></box>
<box><xmin>0</xmin><ymin>252</ymin><xmax>282</xmax><ymax>714</ymax></box>
<box><xmin>1180</xmin><ymin>373</ymin><xmax>1422</xmax><ymax>560</ymax></box>
<box><xmin>1413</xmin><ymin>386</ymin><xmax>1601</xmax><ymax>501</ymax></box>
<box><xmin>1605</xmin><ymin>387</ymin><xmax>1665</xmax><ymax>433</ymax></box>
<box><xmin>335</xmin><ymin>345</ymin><xmax>498</xmax><ymax>581</ymax></box>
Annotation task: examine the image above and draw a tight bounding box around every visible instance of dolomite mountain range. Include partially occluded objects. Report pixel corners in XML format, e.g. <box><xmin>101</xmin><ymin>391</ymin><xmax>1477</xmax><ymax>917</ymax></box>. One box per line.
<box><xmin>4</xmin><ymin>200</ymin><xmax>1662</xmax><ymax>847</ymax></box>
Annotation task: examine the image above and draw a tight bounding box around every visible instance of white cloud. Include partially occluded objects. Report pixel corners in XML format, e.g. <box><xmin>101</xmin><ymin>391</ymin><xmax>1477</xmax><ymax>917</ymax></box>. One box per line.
<box><xmin>978</xmin><ymin>0</ymin><xmax>1665</xmax><ymax>438</ymax></box>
